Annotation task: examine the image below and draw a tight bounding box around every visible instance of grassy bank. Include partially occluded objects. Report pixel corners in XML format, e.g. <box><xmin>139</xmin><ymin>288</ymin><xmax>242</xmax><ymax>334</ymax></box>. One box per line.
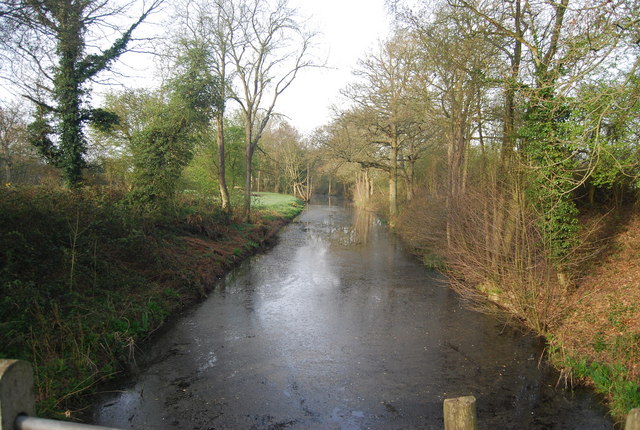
<box><xmin>0</xmin><ymin>187</ymin><xmax>303</xmax><ymax>419</ymax></box>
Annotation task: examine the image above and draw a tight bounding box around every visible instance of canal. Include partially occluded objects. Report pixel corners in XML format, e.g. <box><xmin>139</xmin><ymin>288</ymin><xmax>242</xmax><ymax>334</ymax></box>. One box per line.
<box><xmin>93</xmin><ymin>200</ymin><xmax>611</xmax><ymax>429</ymax></box>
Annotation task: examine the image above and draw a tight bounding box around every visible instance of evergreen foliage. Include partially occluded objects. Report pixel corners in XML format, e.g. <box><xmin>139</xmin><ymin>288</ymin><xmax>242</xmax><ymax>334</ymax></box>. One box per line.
<box><xmin>128</xmin><ymin>46</ymin><xmax>222</xmax><ymax>210</ymax></box>
<box><xmin>520</xmin><ymin>89</ymin><xmax>581</xmax><ymax>262</ymax></box>
<box><xmin>2</xmin><ymin>0</ymin><xmax>159</xmax><ymax>187</ymax></box>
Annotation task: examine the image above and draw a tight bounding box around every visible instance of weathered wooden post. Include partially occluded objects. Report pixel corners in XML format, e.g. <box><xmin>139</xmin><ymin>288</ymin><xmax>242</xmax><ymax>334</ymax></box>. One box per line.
<box><xmin>443</xmin><ymin>396</ymin><xmax>477</xmax><ymax>430</ymax></box>
<box><xmin>627</xmin><ymin>408</ymin><xmax>640</xmax><ymax>430</ymax></box>
<box><xmin>0</xmin><ymin>360</ymin><xmax>35</xmax><ymax>430</ymax></box>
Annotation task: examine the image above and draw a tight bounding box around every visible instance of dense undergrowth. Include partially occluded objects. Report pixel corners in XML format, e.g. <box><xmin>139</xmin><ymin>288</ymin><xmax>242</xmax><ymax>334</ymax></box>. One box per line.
<box><xmin>0</xmin><ymin>186</ymin><xmax>303</xmax><ymax>419</ymax></box>
<box><xmin>395</xmin><ymin>194</ymin><xmax>640</xmax><ymax>424</ymax></box>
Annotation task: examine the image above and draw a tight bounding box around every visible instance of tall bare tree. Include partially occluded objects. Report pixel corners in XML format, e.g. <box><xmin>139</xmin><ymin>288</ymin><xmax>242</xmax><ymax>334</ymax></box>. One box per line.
<box><xmin>226</xmin><ymin>0</ymin><xmax>315</xmax><ymax>220</ymax></box>
<box><xmin>341</xmin><ymin>31</ymin><xmax>425</xmax><ymax>217</ymax></box>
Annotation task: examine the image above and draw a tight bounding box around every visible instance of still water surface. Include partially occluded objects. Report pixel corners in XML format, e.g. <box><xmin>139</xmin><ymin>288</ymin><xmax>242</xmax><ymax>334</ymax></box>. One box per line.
<box><xmin>94</xmin><ymin>200</ymin><xmax>611</xmax><ymax>429</ymax></box>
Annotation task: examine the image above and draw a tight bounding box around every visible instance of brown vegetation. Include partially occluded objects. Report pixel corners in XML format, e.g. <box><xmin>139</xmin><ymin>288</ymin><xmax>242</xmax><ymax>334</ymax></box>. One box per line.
<box><xmin>398</xmin><ymin>184</ymin><xmax>568</xmax><ymax>332</ymax></box>
<box><xmin>554</xmin><ymin>211</ymin><xmax>640</xmax><ymax>384</ymax></box>
<box><xmin>396</xmin><ymin>189</ymin><xmax>640</xmax><ymax>419</ymax></box>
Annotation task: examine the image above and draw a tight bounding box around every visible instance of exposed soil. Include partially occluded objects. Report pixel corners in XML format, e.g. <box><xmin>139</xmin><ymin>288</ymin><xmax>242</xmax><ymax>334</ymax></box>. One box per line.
<box><xmin>159</xmin><ymin>216</ymin><xmax>290</xmax><ymax>306</ymax></box>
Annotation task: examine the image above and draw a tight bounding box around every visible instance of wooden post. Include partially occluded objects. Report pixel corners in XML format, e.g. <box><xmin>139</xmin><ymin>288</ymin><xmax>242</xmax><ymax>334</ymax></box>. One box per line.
<box><xmin>0</xmin><ymin>360</ymin><xmax>35</xmax><ymax>430</ymax></box>
<box><xmin>444</xmin><ymin>396</ymin><xmax>477</xmax><ymax>430</ymax></box>
<box><xmin>627</xmin><ymin>409</ymin><xmax>640</xmax><ymax>430</ymax></box>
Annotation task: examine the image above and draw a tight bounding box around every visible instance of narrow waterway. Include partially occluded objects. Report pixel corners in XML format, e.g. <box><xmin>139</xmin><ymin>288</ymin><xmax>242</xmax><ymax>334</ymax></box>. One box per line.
<box><xmin>93</xmin><ymin>200</ymin><xmax>611</xmax><ymax>429</ymax></box>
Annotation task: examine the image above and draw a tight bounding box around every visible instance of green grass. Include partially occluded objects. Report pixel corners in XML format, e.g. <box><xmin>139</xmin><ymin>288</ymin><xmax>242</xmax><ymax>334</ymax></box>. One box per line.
<box><xmin>252</xmin><ymin>192</ymin><xmax>304</xmax><ymax>218</ymax></box>
<box><xmin>547</xmin><ymin>335</ymin><xmax>640</xmax><ymax>422</ymax></box>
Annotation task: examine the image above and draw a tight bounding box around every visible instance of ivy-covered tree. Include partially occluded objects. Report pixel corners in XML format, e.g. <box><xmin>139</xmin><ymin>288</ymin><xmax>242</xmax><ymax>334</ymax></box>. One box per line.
<box><xmin>128</xmin><ymin>97</ymin><xmax>198</xmax><ymax>208</ymax></box>
<box><xmin>519</xmin><ymin>90</ymin><xmax>581</xmax><ymax>263</ymax></box>
<box><xmin>0</xmin><ymin>0</ymin><xmax>162</xmax><ymax>187</ymax></box>
<box><xmin>127</xmin><ymin>46</ymin><xmax>220</xmax><ymax>209</ymax></box>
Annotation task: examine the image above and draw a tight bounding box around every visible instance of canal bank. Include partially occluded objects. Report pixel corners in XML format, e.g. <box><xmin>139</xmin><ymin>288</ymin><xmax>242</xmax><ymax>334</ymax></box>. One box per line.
<box><xmin>0</xmin><ymin>187</ymin><xmax>304</xmax><ymax>419</ymax></box>
<box><xmin>92</xmin><ymin>200</ymin><xmax>612</xmax><ymax>429</ymax></box>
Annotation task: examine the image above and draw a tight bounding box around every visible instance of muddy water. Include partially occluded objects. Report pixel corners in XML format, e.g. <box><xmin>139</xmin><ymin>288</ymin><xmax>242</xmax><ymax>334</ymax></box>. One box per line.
<box><xmin>93</xmin><ymin>201</ymin><xmax>612</xmax><ymax>429</ymax></box>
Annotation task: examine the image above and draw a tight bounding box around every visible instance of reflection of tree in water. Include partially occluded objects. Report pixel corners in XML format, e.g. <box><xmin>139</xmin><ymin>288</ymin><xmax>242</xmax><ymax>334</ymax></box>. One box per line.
<box><xmin>335</xmin><ymin>208</ymin><xmax>379</xmax><ymax>245</ymax></box>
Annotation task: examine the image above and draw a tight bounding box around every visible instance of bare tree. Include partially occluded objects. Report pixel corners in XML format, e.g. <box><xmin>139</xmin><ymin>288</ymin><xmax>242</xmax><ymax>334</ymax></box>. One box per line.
<box><xmin>342</xmin><ymin>31</ymin><xmax>425</xmax><ymax>218</ymax></box>
<box><xmin>260</xmin><ymin>121</ymin><xmax>314</xmax><ymax>200</ymax></box>
<box><xmin>225</xmin><ymin>0</ymin><xmax>316</xmax><ymax>220</ymax></box>
<box><xmin>409</xmin><ymin>5</ymin><xmax>499</xmax><ymax>243</ymax></box>
<box><xmin>0</xmin><ymin>100</ymin><xmax>29</xmax><ymax>183</ymax></box>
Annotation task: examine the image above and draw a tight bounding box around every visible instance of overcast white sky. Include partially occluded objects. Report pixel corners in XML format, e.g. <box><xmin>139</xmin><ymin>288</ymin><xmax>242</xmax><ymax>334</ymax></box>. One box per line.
<box><xmin>277</xmin><ymin>0</ymin><xmax>391</xmax><ymax>135</ymax></box>
<box><xmin>105</xmin><ymin>0</ymin><xmax>392</xmax><ymax>137</ymax></box>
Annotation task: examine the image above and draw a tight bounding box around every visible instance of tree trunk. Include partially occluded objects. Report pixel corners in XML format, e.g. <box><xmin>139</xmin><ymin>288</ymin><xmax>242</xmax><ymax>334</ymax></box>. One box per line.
<box><xmin>389</xmin><ymin>141</ymin><xmax>399</xmax><ymax>217</ymax></box>
<box><xmin>243</xmin><ymin>116</ymin><xmax>254</xmax><ymax>221</ymax></box>
<box><xmin>216</xmin><ymin>113</ymin><xmax>231</xmax><ymax>212</ymax></box>
<box><xmin>406</xmin><ymin>146</ymin><xmax>415</xmax><ymax>201</ymax></box>
<box><xmin>257</xmin><ymin>169</ymin><xmax>261</xmax><ymax>193</ymax></box>
<box><xmin>1</xmin><ymin>157</ymin><xmax>11</xmax><ymax>184</ymax></box>
<box><xmin>57</xmin><ymin>16</ymin><xmax>85</xmax><ymax>188</ymax></box>
<box><xmin>305</xmin><ymin>161</ymin><xmax>311</xmax><ymax>200</ymax></box>
<box><xmin>244</xmin><ymin>147</ymin><xmax>252</xmax><ymax>221</ymax></box>
<box><xmin>502</xmin><ymin>0</ymin><xmax>522</xmax><ymax>165</ymax></box>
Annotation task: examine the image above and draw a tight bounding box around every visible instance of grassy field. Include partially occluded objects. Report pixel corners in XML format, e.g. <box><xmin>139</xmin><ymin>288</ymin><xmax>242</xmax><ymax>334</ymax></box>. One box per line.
<box><xmin>252</xmin><ymin>192</ymin><xmax>305</xmax><ymax>218</ymax></box>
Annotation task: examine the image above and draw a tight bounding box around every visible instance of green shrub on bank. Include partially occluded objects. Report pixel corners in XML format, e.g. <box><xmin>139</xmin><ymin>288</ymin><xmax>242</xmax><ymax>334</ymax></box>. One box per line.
<box><xmin>0</xmin><ymin>186</ymin><xmax>175</xmax><ymax>415</ymax></box>
<box><xmin>547</xmin><ymin>336</ymin><xmax>640</xmax><ymax>421</ymax></box>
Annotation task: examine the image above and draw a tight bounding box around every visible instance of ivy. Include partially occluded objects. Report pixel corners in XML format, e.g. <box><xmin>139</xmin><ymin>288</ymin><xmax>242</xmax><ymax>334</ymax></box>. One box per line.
<box><xmin>127</xmin><ymin>47</ymin><xmax>222</xmax><ymax>211</ymax></box>
<box><xmin>520</xmin><ymin>89</ymin><xmax>581</xmax><ymax>262</ymax></box>
<box><xmin>18</xmin><ymin>0</ymin><xmax>158</xmax><ymax>187</ymax></box>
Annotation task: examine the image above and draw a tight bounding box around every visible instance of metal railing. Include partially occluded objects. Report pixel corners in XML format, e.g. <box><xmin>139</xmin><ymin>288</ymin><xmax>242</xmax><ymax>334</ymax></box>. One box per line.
<box><xmin>2</xmin><ymin>358</ymin><xmax>640</xmax><ymax>430</ymax></box>
<box><xmin>14</xmin><ymin>416</ymin><xmax>120</xmax><ymax>430</ymax></box>
<box><xmin>0</xmin><ymin>360</ymin><xmax>121</xmax><ymax>430</ymax></box>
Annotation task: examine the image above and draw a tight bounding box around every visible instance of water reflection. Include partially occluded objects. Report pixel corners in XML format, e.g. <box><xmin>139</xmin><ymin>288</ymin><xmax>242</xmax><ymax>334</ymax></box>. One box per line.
<box><xmin>330</xmin><ymin>207</ymin><xmax>379</xmax><ymax>246</ymax></box>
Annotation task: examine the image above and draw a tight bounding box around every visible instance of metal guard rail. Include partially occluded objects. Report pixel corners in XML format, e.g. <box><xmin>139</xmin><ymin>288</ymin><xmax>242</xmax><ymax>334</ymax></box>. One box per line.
<box><xmin>15</xmin><ymin>416</ymin><xmax>121</xmax><ymax>430</ymax></box>
<box><xmin>0</xmin><ymin>360</ymin><xmax>122</xmax><ymax>430</ymax></box>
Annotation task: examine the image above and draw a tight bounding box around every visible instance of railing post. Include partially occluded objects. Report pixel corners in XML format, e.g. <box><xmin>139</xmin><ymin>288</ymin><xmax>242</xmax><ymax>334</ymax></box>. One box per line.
<box><xmin>444</xmin><ymin>396</ymin><xmax>477</xmax><ymax>430</ymax></box>
<box><xmin>627</xmin><ymin>408</ymin><xmax>640</xmax><ymax>430</ymax></box>
<box><xmin>0</xmin><ymin>360</ymin><xmax>35</xmax><ymax>430</ymax></box>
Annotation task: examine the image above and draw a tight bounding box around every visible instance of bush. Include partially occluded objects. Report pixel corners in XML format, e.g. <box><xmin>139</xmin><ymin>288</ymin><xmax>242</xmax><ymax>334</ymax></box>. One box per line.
<box><xmin>0</xmin><ymin>186</ymin><xmax>174</xmax><ymax>416</ymax></box>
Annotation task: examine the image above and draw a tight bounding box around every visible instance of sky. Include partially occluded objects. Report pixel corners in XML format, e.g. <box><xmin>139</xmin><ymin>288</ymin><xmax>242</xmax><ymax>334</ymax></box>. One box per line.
<box><xmin>276</xmin><ymin>0</ymin><xmax>391</xmax><ymax>135</ymax></box>
<box><xmin>103</xmin><ymin>0</ymin><xmax>392</xmax><ymax>137</ymax></box>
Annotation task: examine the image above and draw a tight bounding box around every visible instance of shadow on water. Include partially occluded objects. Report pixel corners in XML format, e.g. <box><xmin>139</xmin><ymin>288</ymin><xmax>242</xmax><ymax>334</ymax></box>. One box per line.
<box><xmin>92</xmin><ymin>198</ymin><xmax>612</xmax><ymax>429</ymax></box>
